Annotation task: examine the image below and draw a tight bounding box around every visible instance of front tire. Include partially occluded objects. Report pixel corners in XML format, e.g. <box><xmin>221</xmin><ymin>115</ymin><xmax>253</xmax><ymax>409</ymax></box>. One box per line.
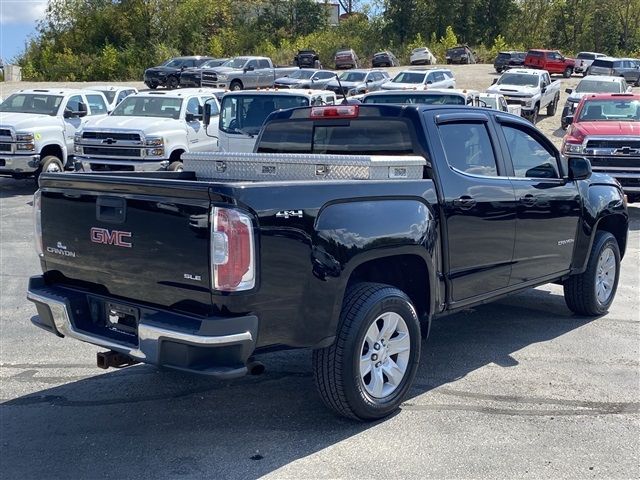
<box><xmin>547</xmin><ymin>94</ymin><xmax>559</xmax><ymax>116</ymax></box>
<box><xmin>167</xmin><ymin>161</ymin><xmax>183</xmax><ymax>172</ymax></box>
<box><xmin>529</xmin><ymin>105</ymin><xmax>539</xmax><ymax>124</ymax></box>
<box><xmin>166</xmin><ymin>76</ymin><xmax>179</xmax><ymax>90</ymax></box>
<box><xmin>229</xmin><ymin>80</ymin><xmax>243</xmax><ymax>91</ymax></box>
<box><xmin>563</xmin><ymin>67</ymin><xmax>573</xmax><ymax>78</ymax></box>
<box><xmin>563</xmin><ymin>231</ymin><xmax>620</xmax><ymax>316</ymax></box>
<box><xmin>312</xmin><ymin>283</ymin><xmax>421</xmax><ymax>421</ymax></box>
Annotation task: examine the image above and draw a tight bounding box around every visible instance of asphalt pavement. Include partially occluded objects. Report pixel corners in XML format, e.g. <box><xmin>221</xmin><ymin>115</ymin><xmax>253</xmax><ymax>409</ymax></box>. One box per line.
<box><xmin>1</xmin><ymin>175</ymin><xmax>639</xmax><ymax>479</ymax></box>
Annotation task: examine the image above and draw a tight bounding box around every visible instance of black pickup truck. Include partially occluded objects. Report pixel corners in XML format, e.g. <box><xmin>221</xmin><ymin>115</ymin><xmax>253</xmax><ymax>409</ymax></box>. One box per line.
<box><xmin>28</xmin><ymin>104</ymin><xmax>628</xmax><ymax>421</ymax></box>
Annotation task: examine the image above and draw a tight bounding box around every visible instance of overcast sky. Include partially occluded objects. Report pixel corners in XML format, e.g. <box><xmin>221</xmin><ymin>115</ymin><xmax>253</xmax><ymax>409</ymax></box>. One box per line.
<box><xmin>0</xmin><ymin>0</ymin><xmax>46</xmax><ymax>63</ymax></box>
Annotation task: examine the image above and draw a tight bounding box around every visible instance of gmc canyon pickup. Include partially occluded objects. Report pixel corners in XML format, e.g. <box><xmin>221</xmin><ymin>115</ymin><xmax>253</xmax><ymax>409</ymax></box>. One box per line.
<box><xmin>28</xmin><ymin>104</ymin><xmax>628</xmax><ymax>421</ymax></box>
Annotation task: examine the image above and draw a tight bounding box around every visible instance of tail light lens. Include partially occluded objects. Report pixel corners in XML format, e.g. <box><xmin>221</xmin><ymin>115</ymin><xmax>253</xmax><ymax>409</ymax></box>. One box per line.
<box><xmin>33</xmin><ymin>190</ymin><xmax>43</xmax><ymax>256</ymax></box>
<box><xmin>210</xmin><ymin>207</ymin><xmax>255</xmax><ymax>292</ymax></box>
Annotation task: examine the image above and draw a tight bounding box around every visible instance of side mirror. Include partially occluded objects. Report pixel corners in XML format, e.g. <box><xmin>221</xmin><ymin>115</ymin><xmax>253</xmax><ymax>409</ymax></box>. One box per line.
<box><xmin>565</xmin><ymin>88</ymin><xmax>573</xmax><ymax>94</ymax></box>
<box><xmin>565</xmin><ymin>115</ymin><xmax>574</xmax><ymax>125</ymax></box>
<box><xmin>541</xmin><ymin>87</ymin><xmax>547</xmax><ymax>93</ymax></box>
<box><xmin>203</xmin><ymin>100</ymin><xmax>219</xmax><ymax>126</ymax></box>
<box><xmin>78</xmin><ymin>103</ymin><xmax>88</xmax><ymax>117</ymax></box>
<box><xmin>427</xmin><ymin>80</ymin><xmax>432</xmax><ymax>85</ymax></box>
<box><xmin>568</xmin><ymin>157</ymin><xmax>592</xmax><ymax>180</ymax></box>
<box><xmin>492</xmin><ymin>78</ymin><xmax>498</xmax><ymax>85</ymax></box>
<box><xmin>244</xmin><ymin>65</ymin><xmax>254</xmax><ymax>72</ymax></box>
<box><xmin>185</xmin><ymin>112</ymin><xmax>199</xmax><ymax>122</ymax></box>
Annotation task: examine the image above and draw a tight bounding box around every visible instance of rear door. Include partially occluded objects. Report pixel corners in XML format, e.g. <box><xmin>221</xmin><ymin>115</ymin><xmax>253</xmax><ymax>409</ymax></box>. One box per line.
<box><xmin>495</xmin><ymin>117</ymin><xmax>580</xmax><ymax>283</ymax></box>
<box><xmin>431</xmin><ymin>112</ymin><xmax>517</xmax><ymax>303</ymax></box>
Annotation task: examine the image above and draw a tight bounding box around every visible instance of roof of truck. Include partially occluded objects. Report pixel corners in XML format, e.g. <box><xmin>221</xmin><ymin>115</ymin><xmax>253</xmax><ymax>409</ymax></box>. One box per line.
<box><xmin>503</xmin><ymin>68</ymin><xmax>548</xmax><ymax>76</ymax></box>
<box><xmin>224</xmin><ymin>89</ymin><xmax>335</xmax><ymax>97</ymax></box>
<box><xmin>88</xmin><ymin>85</ymin><xmax>138</xmax><ymax>92</ymax></box>
<box><xmin>134</xmin><ymin>88</ymin><xmax>226</xmax><ymax>98</ymax></box>
<box><xmin>16</xmin><ymin>88</ymin><xmax>104</xmax><ymax>96</ymax></box>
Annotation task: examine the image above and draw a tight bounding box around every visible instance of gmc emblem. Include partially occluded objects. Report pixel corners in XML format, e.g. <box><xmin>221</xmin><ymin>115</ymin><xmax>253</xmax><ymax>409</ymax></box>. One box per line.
<box><xmin>90</xmin><ymin>227</ymin><xmax>132</xmax><ymax>248</ymax></box>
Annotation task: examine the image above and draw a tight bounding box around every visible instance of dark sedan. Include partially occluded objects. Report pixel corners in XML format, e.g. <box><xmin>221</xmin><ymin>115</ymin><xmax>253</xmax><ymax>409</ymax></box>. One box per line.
<box><xmin>179</xmin><ymin>58</ymin><xmax>229</xmax><ymax>87</ymax></box>
<box><xmin>372</xmin><ymin>51</ymin><xmax>399</xmax><ymax>68</ymax></box>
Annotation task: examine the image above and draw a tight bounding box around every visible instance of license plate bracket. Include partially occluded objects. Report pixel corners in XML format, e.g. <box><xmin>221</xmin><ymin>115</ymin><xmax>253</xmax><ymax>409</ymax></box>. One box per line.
<box><xmin>105</xmin><ymin>302</ymin><xmax>139</xmax><ymax>336</ymax></box>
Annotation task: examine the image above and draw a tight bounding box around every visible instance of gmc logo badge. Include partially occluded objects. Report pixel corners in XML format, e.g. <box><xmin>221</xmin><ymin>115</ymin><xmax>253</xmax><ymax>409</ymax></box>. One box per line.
<box><xmin>90</xmin><ymin>227</ymin><xmax>132</xmax><ymax>248</ymax></box>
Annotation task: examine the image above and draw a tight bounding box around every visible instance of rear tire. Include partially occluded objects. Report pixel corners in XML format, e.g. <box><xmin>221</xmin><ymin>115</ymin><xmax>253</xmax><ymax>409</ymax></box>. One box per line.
<box><xmin>312</xmin><ymin>282</ymin><xmax>421</xmax><ymax>421</ymax></box>
<box><xmin>563</xmin><ymin>231</ymin><xmax>620</xmax><ymax>316</ymax></box>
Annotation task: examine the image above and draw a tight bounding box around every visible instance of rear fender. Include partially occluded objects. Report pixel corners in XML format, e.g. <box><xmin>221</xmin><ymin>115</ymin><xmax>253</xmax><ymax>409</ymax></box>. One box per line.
<box><xmin>305</xmin><ymin>198</ymin><xmax>439</xmax><ymax>343</ymax></box>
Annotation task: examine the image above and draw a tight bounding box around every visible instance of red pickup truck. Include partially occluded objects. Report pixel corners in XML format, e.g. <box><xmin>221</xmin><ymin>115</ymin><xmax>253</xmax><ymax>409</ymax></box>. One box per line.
<box><xmin>524</xmin><ymin>49</ymin><xmax>575</xmax><ymax>77</ymax></box>
<box><xmin>562</xmin><ymin>92</ymin><xmax>640</xmax><ymax>202</ymax></box>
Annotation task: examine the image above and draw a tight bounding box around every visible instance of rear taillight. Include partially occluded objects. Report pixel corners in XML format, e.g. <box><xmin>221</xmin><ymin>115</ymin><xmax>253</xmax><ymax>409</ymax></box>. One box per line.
<box><xmin>210</xmin><ymin>207</ymin><xmax>255</xmax><ymax>292</ymax></box>
<box><xmin>33</xmin><ymin>190</ymin><xmax>43</xmax><ymax>256</ymax></box>
<box><xmin>310</xmin><ymin>105</ymin><xmax>359</xmax><ymax>119</ymax></box>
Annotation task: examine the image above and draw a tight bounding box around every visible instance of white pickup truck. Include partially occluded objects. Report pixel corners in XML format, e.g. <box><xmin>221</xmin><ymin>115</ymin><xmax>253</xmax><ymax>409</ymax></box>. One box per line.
<box><xmin>486</xmin><ymin>68</ymin><xmax>561</xmax><ymax>123</ymax></box>
<box><xmin>0</xmin><ymin>88</ymin><xmax>108</xmax><ymax>179</ymax></box>
<box><xmin>478</xmin><ymin>93</ymin><xmax>522</xmax><ymax>116</ymax></box>
<box><xmin>211</xmin><ymin>89</ymin><xmax>337</xmax><ymax>153</ymax></box>
<box><xmin>74</xmin><ymin>89</ymin><xmax>222</xmax><ymax>172</ymax></box>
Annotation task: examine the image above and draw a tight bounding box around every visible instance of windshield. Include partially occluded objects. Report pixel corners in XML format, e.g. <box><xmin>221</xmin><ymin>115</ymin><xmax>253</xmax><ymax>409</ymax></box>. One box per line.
<box><xmin>225</xmin><ymin>58</ymin><xmax>250</xmax><ymax>69</ymax></box>
<box><xmin>412</xmin><ymin>48</ymin><xmax>426</xmax><ymax>53</ymax></box>
<box><xmin>578</xmin><ymin>100</ymin><xmax>640</xmax><ymax>121</ymax></box>
<box><xmin>0</xmin><ymin>93</ymin><xmax>63</xmax><ymax>116</ymax></box>
<box><xmin>288</xmin><ymin>70</ymin><xmax>316</xmax><ymax>80</ymax></box>
<box><xmin>111</xmin><ymin>96</ymin><xmax>183</xmax><ymax>119</ymax></box>
<box><xmin>338</xmin><ymin>72</ymin><xmax>366</xmax><ymax>82</ymax></box>
<box><xmin>162</xmin><ymin>59</ymin><xmax>185</xmax><ymax>68</ymax></box>
<box><xmin>97</xmin><ymin>90</ymin><xmax>117</xmax><ymax>103</ymax></box>
<box><xmin>591</xmin><ymin>60</ymin><xmax>614</xmax><ymax>69</ymax></box>
<box><xmin>363</xmin><ymin>94</ymin><xmax>465</xmax><ymax>105</ymax></box>
<box><xmin>577</xmin><ymin>52</ymin><xmax>595</xmax><ymax>60</ymax></box>
<box><xmin>220</xmin><ymin>95</ymin><xmax>311</xmax><ymax>135</ymax></box>
<box><xmin>391</xmin><ymin>72</ymin><xmax>426</xmax><ymax>84</ymax></box>
<box><xmin>497</xmin><ymin>73</ymin><xmax>539</xmax><ymax>87</ymax></box>
<box><xmin>479</xmin><ymin>97</ymin><xmax>498</xmax><ymax>109</ymax></box>
<box><xmin>575</xmin><ymin>80</ymin><xmax>623</xmax><ymax>93</ymax></box>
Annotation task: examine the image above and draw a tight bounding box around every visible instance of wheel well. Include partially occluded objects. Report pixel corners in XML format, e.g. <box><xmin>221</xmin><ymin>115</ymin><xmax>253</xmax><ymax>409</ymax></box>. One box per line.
<box><xmin>596</xmin><ymin>214</ymin><xmax>627</xmax><ymax>258</ymax></box>
<box><xmin>170</xmin><ymin>149</ymin><xmax>185</xmax><ymax>162</ymax></box>
<box><xmin>40</xmin><ymin>144</ymin><xmax>64</xmax><ymax>163</ymax></box>
<box><xmin>230</xmin><ymin>79</ymin><xmax>243</xmax><ymax>88</ymax></box>
<box><xmin>346</xmin><ymin>255</ymin><xmax>430</xmax><ymax>320</ymax></box>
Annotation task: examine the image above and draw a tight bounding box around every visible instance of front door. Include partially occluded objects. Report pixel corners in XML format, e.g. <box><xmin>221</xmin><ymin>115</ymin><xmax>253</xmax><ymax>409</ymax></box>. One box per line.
<box><xmin>496</xmin><ymin>119</ymin><xmax>581</xmax><ymax>284</ymax></box>
<box><xmin>63</xmin><ymin>94</ymin><xmax>86</xmax><ymax>154</ymax></box>
<box><xmin>433</xmin><ymin>113</ymin><xmax>517</xmax><ymax>303</ymax></box>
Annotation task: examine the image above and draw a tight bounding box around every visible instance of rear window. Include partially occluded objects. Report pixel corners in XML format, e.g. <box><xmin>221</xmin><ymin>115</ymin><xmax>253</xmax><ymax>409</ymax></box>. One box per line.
<box><xmin>592</xmin><ymin>59</ymin><xmax>615</xmax><ymax>68</ymax></box>
<box><xmin>577</xmin><ymin>52</ymin><xmax>596</xmax><ymax>60</ymax></box>
<box><xmin>257</xmin><ymin>118</ymin><xmax>416</xmax><ymax>155</ymax></box>
<box><xmin>363</xmin><ymin>94</ymin><xmax>465</xmax><ymax>105</ymax></box>
<box><xmin>497</xmin><ymin>53</ymin><xmax>512</xmax><ymax>60</ymax></box>
<box><xmin>392</xmin><ymin>72</ymin><xmax>426</xmax><ymax>84</ymax></box>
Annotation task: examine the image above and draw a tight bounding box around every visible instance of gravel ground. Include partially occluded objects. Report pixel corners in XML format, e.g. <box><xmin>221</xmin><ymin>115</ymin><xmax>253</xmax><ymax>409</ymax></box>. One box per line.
<box><xmin>1</xmin><ymin>65</ymin><xmax>639</xmax><ymax>479</ymax></box>
<box><xmin>2</xmin><ymin>64</ymin><xmax>638</xmax><ymax>149</ymax></box>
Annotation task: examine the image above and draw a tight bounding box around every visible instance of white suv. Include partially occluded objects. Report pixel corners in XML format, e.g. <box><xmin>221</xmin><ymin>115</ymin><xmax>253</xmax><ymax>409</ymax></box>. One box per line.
<box><xmin>410</xmin><ymin>47</ymin><xmax>437</xmax><ymax>65</ymax></box>
<box><xmin>89</xmin><ymin>85</ymin><xmax>138</xmax><ymax>112</ymax></box>
<box><xmin>381</xmin><ymin>68</ymin><xmax>455</xmax><ymax>90</ymax></box>
<box><xmin>0</xmin><ymin>88</ymin><xmax>108</xmax><ymax>179</ymax></box>
<box><xmin>74</xmin><ymin>88</ymin><xmax>223</xmax><ymax>172</ymax></box>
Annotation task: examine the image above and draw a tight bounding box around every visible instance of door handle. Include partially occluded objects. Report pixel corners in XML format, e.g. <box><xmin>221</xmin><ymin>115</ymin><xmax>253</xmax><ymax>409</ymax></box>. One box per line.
<box><xmin>519</xmin><ymin>194</ymin><xmax>537</xmax><ymax>206</ymax></box>
<box><xmin>452</xmin><ymin>196</ymin><xmax>476</xmax><ymax>210</ymax></box>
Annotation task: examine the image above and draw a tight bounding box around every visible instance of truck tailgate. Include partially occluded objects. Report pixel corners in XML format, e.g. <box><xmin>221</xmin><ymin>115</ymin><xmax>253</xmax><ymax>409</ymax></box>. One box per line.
<box><xmin>39</xmin><ymin>174</ymin><xmax>213</xmax><ymax>311</ymax></box>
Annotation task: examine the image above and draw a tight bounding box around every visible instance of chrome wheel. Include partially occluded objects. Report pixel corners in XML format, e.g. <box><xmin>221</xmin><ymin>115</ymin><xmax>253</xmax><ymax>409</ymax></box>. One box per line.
<box><xmin>359</xmin><ymin>311</ymin><xmax>411</xmax><ymax>399</ymax></box>
<box><xmin>45</xmin><ymin>162</ymin><xmax>62</xmax><ymax>172</ymax></box>
<box><xmin>595</xmin><ymin>246</ymin><xmax>616</xmax><ymax>305</ymax></box>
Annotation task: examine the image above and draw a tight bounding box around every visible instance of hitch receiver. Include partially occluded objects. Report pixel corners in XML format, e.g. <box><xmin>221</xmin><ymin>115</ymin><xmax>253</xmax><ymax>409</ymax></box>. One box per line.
<box><xmin>97</xmin><ymin>350</ymin><xmax>139</xmax><ymax>369</ymax></box>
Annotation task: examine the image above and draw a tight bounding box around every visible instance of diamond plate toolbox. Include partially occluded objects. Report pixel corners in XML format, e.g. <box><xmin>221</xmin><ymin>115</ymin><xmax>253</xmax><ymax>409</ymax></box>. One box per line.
<box><xmin>183</xmin><ymin>152</ymin><xmax>426</xmax><ymax>181</ymax></box>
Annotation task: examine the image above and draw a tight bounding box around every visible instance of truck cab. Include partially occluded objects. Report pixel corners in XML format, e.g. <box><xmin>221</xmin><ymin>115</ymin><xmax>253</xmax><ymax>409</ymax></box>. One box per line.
<box><xmin>0</xmin><ymin>88</ymin><xmax>108</xmax><ymax>179</ymax></box>
<box><xmin>74</xmin><ymin>89</ymin><xmax>223</xmax><ymax>172</ymax></box>
<box><xmin>213</xmin><ymin>89</ymin><xmax>337</xmax><ymax>153</ymax></box>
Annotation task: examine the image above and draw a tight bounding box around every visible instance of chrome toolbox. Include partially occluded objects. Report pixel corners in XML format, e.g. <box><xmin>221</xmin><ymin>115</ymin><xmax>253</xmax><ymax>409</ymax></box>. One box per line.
<box><xmin>183</xmin><ymin>152</ymin><xmax>426</xmax><ymax>181</ymax></box>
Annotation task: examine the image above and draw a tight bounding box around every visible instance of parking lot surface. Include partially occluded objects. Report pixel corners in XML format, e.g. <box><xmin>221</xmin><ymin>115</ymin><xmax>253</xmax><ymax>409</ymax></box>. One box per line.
<box><xmin>1</xmin><ymin>65</ymin><xmax>640</xmax><ymax>479</ymax></box>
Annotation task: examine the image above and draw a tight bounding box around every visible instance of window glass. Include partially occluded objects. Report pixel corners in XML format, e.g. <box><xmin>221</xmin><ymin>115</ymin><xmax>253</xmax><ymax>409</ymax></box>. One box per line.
<box><xmin>220</xmin><ymin>94</ymin><xmax>310</xmax><ymax>135</ymax></box>
<box><xmin>503</xmin><ymin>125</ymin><xmax>559</xmax><ymax>178</ymax></box>
<box><xmin>201</xmin><ymin>97</ymin><xmax>219</xmax><ymax>115</ymax></box>
<box><xmin>111</xmin><ymin>96</ymin><xmax>182</xmax><ymax>119</ymax></box>
<box><xmin>246</xmin><ymin>60</ymin><xmax>258</xmax><ymax>70</ymax></box>
<box><xmin>86</xmin><ymin>94</ymin><xmax>107</xmax><ymax>115</ymax></box>
<box><xmin>0</xmin><ymin>94</ymin><xmax>62</xmax><ymax>115</ymax></box>
<box><xmin>434</xmin><ymin>72</ymin><xmax>445</xmax><ymax>82</ymax></box>
<box><xmin>186</xmin><ymin>97</ymin><xmax>201</xmax><ymax>117</ymax></box>
<box><xmin>66</xmin><ymin>95</ymin><xmax>83</xmax><ymax>112</ymax></box>
<box><xmin>257</xmin><ymin>59</ymin><xmax>270</xmax><ymax>69</ymax></box>
<box><xmin>116</xmin><ymin>90</ymin><xmax>128</xmax><ymax>104</ymax></box>
<box><xmin>439</xmin><ymin>123</ymin><xmax>498</xmax><ymax>177</ymax></box>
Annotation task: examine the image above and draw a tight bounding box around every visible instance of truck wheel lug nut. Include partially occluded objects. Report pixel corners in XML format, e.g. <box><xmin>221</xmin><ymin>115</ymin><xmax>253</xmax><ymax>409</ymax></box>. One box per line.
<box><xmin>371</xmin><ymin>354</ymin><xmax>378</xmax><ymax>361</ymax></box>
<box><xmin>374</xmin><ymin>343</ymin><xmax>381</xmax><ymax>350</ymax></box>
<box><xmin>375</xmin><ymin>362</ymin><xmax>381</xmax><ymax>368</ymax></box>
